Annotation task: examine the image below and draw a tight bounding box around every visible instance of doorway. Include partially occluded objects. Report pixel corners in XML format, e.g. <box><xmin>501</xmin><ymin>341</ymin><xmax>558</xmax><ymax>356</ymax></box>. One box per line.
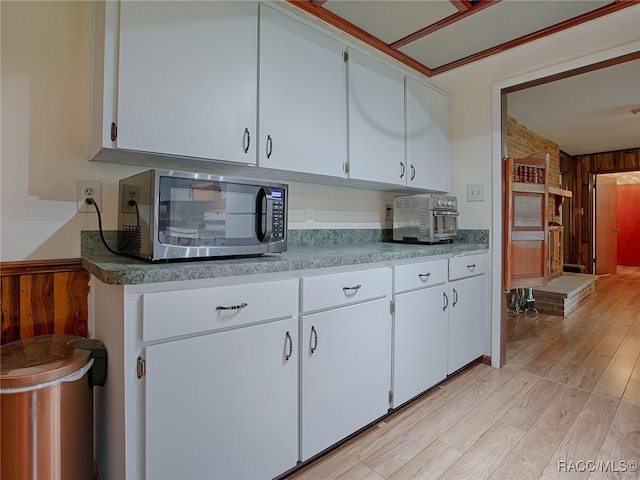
<box><xmin>491</xmin><ymin>44</ymin><xmax>639</xmax><ymax>368</ymax></box>
<box><xmin>595</xmin><ymin>171</ymin><xmax>640</xmax><ymax>269</ymax></box>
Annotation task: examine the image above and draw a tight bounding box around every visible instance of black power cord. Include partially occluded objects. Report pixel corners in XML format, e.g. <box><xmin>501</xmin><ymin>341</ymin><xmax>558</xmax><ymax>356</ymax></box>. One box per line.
<box><xmin>85</xmin><ymin>197</ymin><xmax>140</xmax><ymax>258</ymax></box>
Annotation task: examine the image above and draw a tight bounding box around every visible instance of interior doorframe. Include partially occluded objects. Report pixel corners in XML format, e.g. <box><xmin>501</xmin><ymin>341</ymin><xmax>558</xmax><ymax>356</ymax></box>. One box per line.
<box><xmin>490</xmin><ymin>41</ymin><xmax>639</xmax><ymax>368</ymax></box>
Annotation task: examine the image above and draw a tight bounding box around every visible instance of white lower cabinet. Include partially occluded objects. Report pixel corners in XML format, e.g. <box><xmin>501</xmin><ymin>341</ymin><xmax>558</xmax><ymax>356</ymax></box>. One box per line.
<box><xmin>301</xmin><ymin>299</ymin><xmax>392</xmax><ymax>460</ymax></box>
<box><xmin>447</xmin><ymin>254</ymin><xmax>487</xmax><ymax>374</ymax></box>
<box><xmin>392</xmin><ymin>260</ymin><xmax>448</xmax><ymax>407</ymax></box>
<box><xmin>91</xmin><ymin>254</ymin><xmax>487</xmax><ymax>479</ymax></box>
<box><xmin>300</xmin><ymin>268</ymin><xmax>392</xmax><ymax>460</ymax></box>
<box><xmin>144</xmin><ymin>317</ymin><xmax>298</xmax><ymax>480</ymax></box>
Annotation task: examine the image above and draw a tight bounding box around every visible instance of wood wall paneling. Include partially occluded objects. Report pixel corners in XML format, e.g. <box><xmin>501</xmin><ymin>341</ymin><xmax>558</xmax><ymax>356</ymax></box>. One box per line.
<box><xmin>0</xmin><ymin>260</ymin><xmax>88</xmax><ymax>345</ymax></box>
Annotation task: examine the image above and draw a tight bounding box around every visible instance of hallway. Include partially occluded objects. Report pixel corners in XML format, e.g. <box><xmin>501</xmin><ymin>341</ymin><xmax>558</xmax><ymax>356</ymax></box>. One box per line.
<box><xmin>289</xmin><ymin>266</ymin><xmax>640</xmax><ymax>479</ymax></box>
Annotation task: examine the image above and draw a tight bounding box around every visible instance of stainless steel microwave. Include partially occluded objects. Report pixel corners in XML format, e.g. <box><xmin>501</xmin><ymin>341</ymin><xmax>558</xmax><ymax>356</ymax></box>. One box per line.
<box><xmin>118</xmin><ymin>169</ymin><xmax>287</xmax><ymax>261</ymax></box>
<box><xmin>392</xmin><ymin>194</ymin><xmax>458</xmax><ymax>244</ymax></box>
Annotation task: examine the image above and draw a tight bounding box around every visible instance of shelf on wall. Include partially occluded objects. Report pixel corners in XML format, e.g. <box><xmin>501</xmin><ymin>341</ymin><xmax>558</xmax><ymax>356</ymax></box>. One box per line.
<box><xmin>549</xmin><ymin>186</ymin><xmax>572</xmax><ymax>197</ymax></box>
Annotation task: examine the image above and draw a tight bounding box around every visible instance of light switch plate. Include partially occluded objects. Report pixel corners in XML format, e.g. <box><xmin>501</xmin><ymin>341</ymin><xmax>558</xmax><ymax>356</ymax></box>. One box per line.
<box><xmin>467</xmin><ymin>183</ymin><xmax>485</xmax><ymax>202</ymax></box>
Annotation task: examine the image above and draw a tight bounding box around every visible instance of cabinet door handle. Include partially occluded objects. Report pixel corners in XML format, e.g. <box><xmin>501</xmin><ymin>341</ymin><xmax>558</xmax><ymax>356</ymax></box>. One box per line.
<box><xmin>342</xmin><ymin>284</ymin><xmax>361</xmax><ymax>296</ymax></box>
<box><xmin>215</xmin><ymin>302</ymin><xmax>248</xmax><ymax>311</ymax></box>
<box><xmin>285</xmin><ymin>331</ymin><xmax>293</xmax><ymax>361</ymax></box>
<box><xmin>310</xmin><ymin>326</ymin><xmax>318</xmax><ymax>354</ymax></box>
<box><xmin>410</xmin><ymin>165</ymin><xmax>416</xmax><ymax>181</ymax></box>
<box><xmin>467</xmin><ymin>264</ymin><xmax>476</xmax><ymax>272</ymax></box>
<box><xmin>400</xmin><ymin>162</ymin><xmax>405</xmax><ymax>179</ymax></box>
<box><xmin>418</xmin><ymin>273</ymin><xmax>431</xmax><ymax>282</ymax></box>
<box><xmin>443</xmin><ymin>292</ymin><xmax>449</xmax><ymax>312</ymax></box>
<box><xmin>453</xmin><ymin>288</ymin><xmax>459</xmax><ymax>307</ymax></box>
<box><xmin>242</xmin><ymin>128</ymin><xmax>251</xmax><ymax>154</ymax></box>
<box><xmin>266</xmin><ymin>135</ymin><xmax>273</xmax><ymax>159</ymax></box>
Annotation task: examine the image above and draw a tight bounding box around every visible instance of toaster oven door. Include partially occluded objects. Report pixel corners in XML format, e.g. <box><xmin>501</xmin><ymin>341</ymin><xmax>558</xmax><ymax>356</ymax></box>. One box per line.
<box><xmin>432</xmin><ymin>211</ymin><xmax>458</xmax><ymax>238</ymax></box>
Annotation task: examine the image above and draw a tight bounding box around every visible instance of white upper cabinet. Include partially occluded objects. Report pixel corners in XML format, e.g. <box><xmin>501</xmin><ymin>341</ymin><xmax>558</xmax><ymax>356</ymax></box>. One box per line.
<box><xmin>90</xmin><ymin>1</ymin><xmax>450</xmax><ymax>191</ymax></box>
<box><xmin>116</xmin><ymin>1</ymin><xmax>258</xmax><ymax>164</ymax></box>
<box><xmin>405</xmin><ymin>76</ymin><xmax>450</xmax><ymax>192</ymax></box>
<box><xmin>259</xmin><ymin>5</ymin><xmax>347</xmax><ymax>177</ymax></box>
<box><xmin>347</xmin><ymin>49</ymin><xmax>405</xmax><ymax>185</ymax></box>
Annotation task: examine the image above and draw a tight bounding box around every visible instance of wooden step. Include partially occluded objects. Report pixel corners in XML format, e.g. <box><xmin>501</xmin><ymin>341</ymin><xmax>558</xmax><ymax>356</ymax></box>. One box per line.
<box><xmin>532</xmin><ymin>273</ymin><xmax>597</xmax><ymax>316</ymax></box>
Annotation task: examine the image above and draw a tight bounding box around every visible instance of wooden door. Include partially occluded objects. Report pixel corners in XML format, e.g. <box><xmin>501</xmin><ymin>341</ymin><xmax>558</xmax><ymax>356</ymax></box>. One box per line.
<box><xmin>504</xmin><ymin>153</ymin><xmax>549</xmax><ymax>291</ymax></box>
<box><xmin>595</xmin><ymin>175</ymin><xmax>618</xmax><ymax>274</ymax></box>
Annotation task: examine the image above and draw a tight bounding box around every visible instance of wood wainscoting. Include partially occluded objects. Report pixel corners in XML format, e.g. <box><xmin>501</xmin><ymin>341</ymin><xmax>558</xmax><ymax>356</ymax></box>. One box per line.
<box><xmin>0</xmin><ymin>259</ymin><xmax>89</xmax><ymax>345</ymax></box>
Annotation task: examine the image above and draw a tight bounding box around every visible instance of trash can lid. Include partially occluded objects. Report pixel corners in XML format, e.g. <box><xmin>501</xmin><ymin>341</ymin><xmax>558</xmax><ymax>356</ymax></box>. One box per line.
<box><xmin>0</xmin><ymin>334</ymin><xmax>92</xmax><ymax>388</ymax></box>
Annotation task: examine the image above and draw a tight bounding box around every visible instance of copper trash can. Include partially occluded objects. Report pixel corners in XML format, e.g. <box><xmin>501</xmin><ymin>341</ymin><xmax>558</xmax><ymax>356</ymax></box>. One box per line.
<box><xmin>0</xmin><ymin>334</ymin><xmax>107</xmax><ymax>480</ymax></box>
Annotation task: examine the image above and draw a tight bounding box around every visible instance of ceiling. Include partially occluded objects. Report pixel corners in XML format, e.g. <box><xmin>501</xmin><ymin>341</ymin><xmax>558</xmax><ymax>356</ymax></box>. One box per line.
<box><xmin>291</xmin><ymin>0</ymin><xmax>640</xmax><ymax>156</ymax></box>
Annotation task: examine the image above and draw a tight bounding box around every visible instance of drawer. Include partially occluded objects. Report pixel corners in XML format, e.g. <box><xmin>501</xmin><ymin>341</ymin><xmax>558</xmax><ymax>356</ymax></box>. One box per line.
<box><xmin>394</xmin><ymin>259</ymin><xmax>448</xmax><ymax>293</ymax></box>
<box><xmin>301</xmin><ymin>267</ymin><xmax>391</xmax><ymax>313</ymax></box>
<box><xmin>142</xmin><ymin>279</ymin><xmax>298</xmax><ymax>342</ymax></box>
<box><xmin>449</xmin><ymin>253</ymin><xmax>486</xmax><ymax>281</ymax></box>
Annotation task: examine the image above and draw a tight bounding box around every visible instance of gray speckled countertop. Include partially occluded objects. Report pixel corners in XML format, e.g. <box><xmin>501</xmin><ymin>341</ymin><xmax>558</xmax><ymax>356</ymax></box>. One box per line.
<box><xmin>82</xmin><ymin>241</ymin><xmax>489</xmax><ymax>285</ymax></box>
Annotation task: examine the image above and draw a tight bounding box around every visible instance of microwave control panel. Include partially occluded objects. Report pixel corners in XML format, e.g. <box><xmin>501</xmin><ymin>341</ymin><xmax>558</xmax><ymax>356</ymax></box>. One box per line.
<box><xmin>269</xmin><ymin>189</ymin><xmax>285</xmax><ymax>240</ymax></box>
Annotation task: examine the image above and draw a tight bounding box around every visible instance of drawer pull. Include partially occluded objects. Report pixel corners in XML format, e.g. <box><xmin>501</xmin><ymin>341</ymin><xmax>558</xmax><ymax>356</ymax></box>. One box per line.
<box><xmin>310</xmin><ymin>326</ymin><xmax>318</xmax><ymax>354</ymax></box>
<box><xmin>467</xmin><ymin>264</ymin><xmax>476</xmax><ymax>271</ymax></box>
<box><xmin>285</xmin><ymin>331</ymin><xmax>293</xmax><ymax>361</ymax></box>
<box><xmin>418</xmin><ymin>273</ymin><xmax>431</xmax><ymax>281</ymax></box>
<box><xmin>342</xmin><ymin>284</ymin><xmax>362</xmax><ymax>296</ymax></box>
<box><xmin>215</xmin><ymin>302</ymin><xmax>248</xmax><ymax>311</ymax></box>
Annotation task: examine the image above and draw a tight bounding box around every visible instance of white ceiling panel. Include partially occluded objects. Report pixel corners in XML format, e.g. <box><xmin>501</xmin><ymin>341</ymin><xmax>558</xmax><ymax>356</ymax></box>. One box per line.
<box><xmin>398</xmin><ymin>0</ymin><xmax>611</xmax><ymax>69</ymax></box>
<box><xmin>322</xmin><ymin>0</ymin><xmax>457</xmax><ymax>44</ymax></box>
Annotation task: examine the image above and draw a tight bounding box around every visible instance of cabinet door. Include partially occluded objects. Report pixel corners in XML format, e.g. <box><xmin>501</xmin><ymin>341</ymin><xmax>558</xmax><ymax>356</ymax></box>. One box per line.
<box><xmin>448</xmin><ymin>274</ymin><xmax>486</xmax><ymax>374</ymax></box>
<box><xmin>301</xmin><ymin>299</ymin><xmax>391</xmax><ymax>460</ymax></box>
<box><xmin>347</xmin><ymin>49</ymin><xmax>405</xmax><ymax>185</ymax></box>
<box><xmin>405</xmin><ymin>76</ymin><xmax>450</xmax><ymax>192</ymax></box>
<box><xmin>144</xmin><ymin>318</ymin><xmax>298</xmax><ymax>479</ymax></box>
<box><xmin>117</xmin><ymin>2</ymin><xmax>257</xmax><ymax>164</ymax></box>
<box><xmin>393</xmin><ymin>285</ymin><xmax>448</xmax><ymax>407</ymax></box>
<box><xmin>259</xmin><ymin>5</ymin><xmax>347</xmax><ymax>177</ymax></box>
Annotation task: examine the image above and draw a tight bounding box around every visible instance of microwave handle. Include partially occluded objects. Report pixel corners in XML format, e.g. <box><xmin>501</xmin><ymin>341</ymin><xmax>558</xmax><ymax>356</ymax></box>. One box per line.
<box><xmin>256</xmin><ymin>188</ymin><xmax>273</xmax><ymax>242</ymax></box>
<box><xmin>432</xmin><ymin>210</ymin><xmax>459</xmax><ymax>216</ymax></box>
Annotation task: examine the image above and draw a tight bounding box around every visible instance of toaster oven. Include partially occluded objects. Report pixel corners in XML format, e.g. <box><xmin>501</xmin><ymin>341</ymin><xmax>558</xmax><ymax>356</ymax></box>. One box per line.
<box><xmin>393</xmin><ymin>194</ymin><xmax>458</xmax><ymax>244</ymax></box>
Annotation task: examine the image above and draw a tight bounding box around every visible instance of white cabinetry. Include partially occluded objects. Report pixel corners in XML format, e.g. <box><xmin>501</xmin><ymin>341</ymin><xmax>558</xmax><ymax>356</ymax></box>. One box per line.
<box><xmin>447</xmin><ymin>253</ymin><xmax>487</xmax><ymax>374</ymax></box>
<box><xmin>102</xmin><ymin>1</ymin><xmax>258</xmax><ymax>164</ymax></box>
<box><xmin>90</xmin><ymin>252</ymin><xmax>485</xmax><ymax>479</ymax></box>
<box><xmin>405</xmin><ymin>76</ymin><xmax>450</xmax><ymax>192</ymax></box>
<box><xmin>92</xmin><ymin>277</ymin><xmax>298</xmax><ymax>480</ymax></box>
<box><xmin>144</xmin><ymin>318</ymin><xmax>297</xmax><ymax>480</ymax></box>
<box><xmin>259</xmin><ymin>5</ymin><xmax>347</xmax><ymax>177</ymax></box>
<box><xmin>300</xmin><ymin>268</ymin><xmax>392</xmax><ymax>460</ymax></box>
<box><xmin>347</xmin><ymin>49</ymin><xmax>405</xmax><ymax>185</ymax></box>
<box><xmin>392</xmin><ymin>259</ymin><xmax>448</xmax><ymax>407</ymax></box>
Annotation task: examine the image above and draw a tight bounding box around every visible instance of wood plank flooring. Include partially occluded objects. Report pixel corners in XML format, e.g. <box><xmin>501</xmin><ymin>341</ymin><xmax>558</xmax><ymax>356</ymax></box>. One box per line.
<box><xmin>288</xmin><ymin>266</ymin><xmax>640</xmax><ymax>480</ymax></box>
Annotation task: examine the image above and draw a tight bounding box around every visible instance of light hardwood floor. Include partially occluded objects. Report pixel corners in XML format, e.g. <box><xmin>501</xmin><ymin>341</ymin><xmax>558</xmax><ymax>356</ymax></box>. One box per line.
<box><xmin>288</xmin><ymin>266</ymin><xmax>640</xmax><ymax>480</ymax></box>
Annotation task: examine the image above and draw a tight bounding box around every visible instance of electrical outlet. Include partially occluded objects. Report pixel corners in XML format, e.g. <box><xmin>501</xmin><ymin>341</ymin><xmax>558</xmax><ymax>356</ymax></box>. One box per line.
<box><xmin>77</xmin><ymin>180</ymin><xmax>102</xmax><ymax>212</ymax></box>
<box><xmin>121</xmin><ymin>184</ymin><xmax>140</xmax><ymax>213</ymax></box>
<box><xmin>467</xmin><ymin>183</ymin><xmax>485</xmax><ymax>202</ymax></box>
